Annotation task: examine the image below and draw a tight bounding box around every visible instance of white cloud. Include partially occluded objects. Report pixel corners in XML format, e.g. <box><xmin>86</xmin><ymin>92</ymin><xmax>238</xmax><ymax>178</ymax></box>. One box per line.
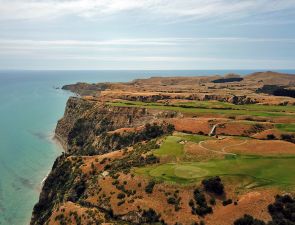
<box><xmin>1</xmin><ymin>37</ymin><xmax>294</xmax><ymax>69</ymax></box>
<box><xmin>0</xmin><ymin>37</ymin><xmax>294</xmax><ymax>51</ymax></box>
<box><xmin>0</xmin><ymin>38</ymin><xmax>188</xmax><ymax>47</ymax></box>
<box><xmin>0</xmin><ymin>0</ymin><xmax>294</xmax><ymax>22</ymax></box>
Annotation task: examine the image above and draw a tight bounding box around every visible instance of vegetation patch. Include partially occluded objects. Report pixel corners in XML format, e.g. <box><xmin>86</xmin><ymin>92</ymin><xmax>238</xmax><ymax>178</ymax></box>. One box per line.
<box><xmin>202</xmin><ymin>176</ymin><xmax>224</xmax><ymax>195</ymax></box>
<box><xmin>145</xmin><ymin>180</ymin><xmax>156</xmax><ymax>194</ymax></box>
<box><xmin>275</xmin><ymin>123</ymin><xmax>295</xmax><ymax>132</ymax></box>
<box><xmin>190</xmin><ymin>189</ymin><xmax>213</xmax><ymax>217</ymax></box>
<box><xmin>234</xmin><ymin>194</ymin><xmax>295</xmax><ymax>225</ymax></box>
<box><xmin>234</xmin><ymin>214</ymin><xmax>265</xmax><ymax>225</ymax></box>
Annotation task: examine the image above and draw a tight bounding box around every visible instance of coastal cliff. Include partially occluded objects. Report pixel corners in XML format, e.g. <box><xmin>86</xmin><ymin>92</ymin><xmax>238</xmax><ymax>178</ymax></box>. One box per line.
<box><xmin>31</xmin><ymin>97</ymin><xmax>176</xmax><ymax>225</ymax></box>
<box><xmin>31</xmin><ymin>73</ymin><xmax>295</xmax><ymax>225</ymax></box>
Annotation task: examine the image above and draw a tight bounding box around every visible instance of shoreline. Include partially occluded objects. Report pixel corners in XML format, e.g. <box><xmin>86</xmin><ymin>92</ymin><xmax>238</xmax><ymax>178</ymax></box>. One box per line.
<box><xmin>40</xmin><ymin>134</ymin><xmax>66</xmax><ymax>187</ymax></box>
<box><xmin>41</xmin><ymin>171</ymin><xmax>50</xmax><ymax>187</ymax></box>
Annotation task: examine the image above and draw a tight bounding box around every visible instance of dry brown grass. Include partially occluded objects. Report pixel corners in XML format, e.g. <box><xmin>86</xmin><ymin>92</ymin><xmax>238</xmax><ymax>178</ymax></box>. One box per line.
<box><xmin>200</xmin><ymin>137</ymin><xmax>295</xmax><ymax>155</ymax></box>
<box><xmin>205</xmin><ymin>189</ymin><xmax>278</xmax><ymax>225</ymax></box>
<box><xmin>47</xmin><ymin>201</ymin><xmax>105</xmax><ymax>225</ymax></box>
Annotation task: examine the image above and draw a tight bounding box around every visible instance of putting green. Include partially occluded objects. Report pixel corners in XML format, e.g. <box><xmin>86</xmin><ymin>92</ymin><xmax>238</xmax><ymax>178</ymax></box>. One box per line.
<box><xmin>174</xmin><ymin>165</ymin><xmax>208</xmax><ymax>179</ymax></box>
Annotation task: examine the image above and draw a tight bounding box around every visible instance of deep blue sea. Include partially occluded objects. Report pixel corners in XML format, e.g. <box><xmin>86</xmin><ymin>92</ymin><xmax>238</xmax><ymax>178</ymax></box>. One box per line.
<box><xmin>0</xmin><ymin>70</ymin><xmax>294</xmax><ymax>225</ymax></box>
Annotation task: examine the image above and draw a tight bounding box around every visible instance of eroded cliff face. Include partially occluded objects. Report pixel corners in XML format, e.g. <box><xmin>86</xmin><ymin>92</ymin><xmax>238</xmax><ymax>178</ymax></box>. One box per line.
<box><xmin>31</xmin><ymin>97</ymin><xmax>177</xmax><ymax>225</ymax></box>
<box><xmin>55</xmin><ymin>97</ymin><xmax>178</xmax><ymax>155</ymax></box>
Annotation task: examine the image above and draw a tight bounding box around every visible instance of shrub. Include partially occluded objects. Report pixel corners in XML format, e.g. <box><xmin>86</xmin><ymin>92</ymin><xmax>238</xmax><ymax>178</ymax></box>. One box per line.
<box><xmin>268</xmin><ymin>194</ymin><xmax>295</xmax><ymax>224</ymax></box>
<box><xmin>251</xmin><ymin>124</ymin><xmax>265</xmax><ymax>133</ymax></box>
<box><xmin>222</xmin><ymin>199</ymin><xmax>232</xmax><ymax>206</ymax></box>
<box><xmin>281</xmin><ymin>134</ymin><xmax>295</xmax><ymax>143</ymax></box>
<box><xmin>117</xmin><ymin>193</ymin><xmax>126</xmax><ymax>199</ymax></box>
<box><xmin>234</xmin><ymin>214</ymin><xmax>265</xmax><ymax>225</ymax></box>
<box><xmin>141</xmin><ymin>208</ymin><xmax>161</xmax><ymax>223</ymax></box>
<box><xmin>145</xmin><ymin>154</ymin><xmax>160</xmax><ymax>164</ymax></box>
<box><xmin>209</xmin><ymin>197</ymin><xmax>216</xmax><ymax>206</ymax></box>
<box><xmin>200</xmin><ymin>221</ymin><xmax>205</xmax><ymax>225</ymax></box>
<box><xmin>167</xmin><ymin>197</ymin><xmax>177</xmax><ymax>205</ymax></box>
<box><xmin>189</xmin><ymin>199</ymin><xmax>194</xmax><ymax>207</ymax></box>
<box><xmin>117</xmin><ymin>200</ymin><xmax>125</xmax><ymax>206</ymax></box>
<box><xmin>194</xmin><ymin>189</ymin><xmax>206</xmax><ymax>207</ymax></box>
<box><xmin>191</xmin><ymin>189</ymin><xmax>212</xmax><ymax>216</ymax></box>
<box><xmin>202</xmin><ymin>176</ymin><xmax>224</xmax><ymax>195</ymax></box>
<box><xmin>145</xmin><ymin>181</ymin><xmax>156</xmax><ymax>194</ymax></box>
<box><xmin>266</xmin><ymin>134</ymin><xmax>275</xmax><ymax>140</ymax></box>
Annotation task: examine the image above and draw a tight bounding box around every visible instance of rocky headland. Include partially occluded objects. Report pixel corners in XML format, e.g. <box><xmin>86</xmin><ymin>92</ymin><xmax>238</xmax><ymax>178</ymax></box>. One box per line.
<box><xmin>31</xmin><ymin>71</ymin><xmax>295</xmax><ymax>225</ymax></box>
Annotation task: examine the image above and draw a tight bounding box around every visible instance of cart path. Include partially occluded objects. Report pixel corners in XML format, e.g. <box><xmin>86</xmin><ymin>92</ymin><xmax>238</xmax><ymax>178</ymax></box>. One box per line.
<box><xmin>198</xmin><ymin>139</ymin><xmax>248</xmax><ymax>156</ymax></box>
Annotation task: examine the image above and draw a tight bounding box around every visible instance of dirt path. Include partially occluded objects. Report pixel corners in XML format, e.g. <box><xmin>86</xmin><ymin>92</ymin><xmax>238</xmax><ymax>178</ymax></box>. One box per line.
<box><xmin>198</xmin><ymin>140</ymin><xmax>237</xmax><ymax>156</ymax></box>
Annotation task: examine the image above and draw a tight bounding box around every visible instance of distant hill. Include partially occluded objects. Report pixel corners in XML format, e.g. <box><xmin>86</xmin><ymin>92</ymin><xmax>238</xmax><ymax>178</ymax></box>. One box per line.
<box><xmin>245</xmin><ymin>71</ymin><xmax>295</xmax><ymax>86</ymax></box>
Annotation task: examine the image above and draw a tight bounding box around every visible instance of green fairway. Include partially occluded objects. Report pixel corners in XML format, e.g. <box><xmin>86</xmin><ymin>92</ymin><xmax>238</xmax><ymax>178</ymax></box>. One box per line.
<box><xmin>153</xmin><ymin>136</ymin><xmax>184</xmax><ymax>157</ymax></box>
<box><xmin>174</xmin><ymin>132</ymin><xmax>212</xmax><ymax>143</ymax></box>
<box><xmin>136</xmin><ymin>156</ymin><xmax>295</xmax><ymax>187</ymax></box>
<box><xmin>276</xmin><ymin>123</ymin><xmax>295</xmax><ymax>132</ymax></box>
<box><xmin>153</xmin><ymin>134</ymin><xmax>211</xmax><ymax>158</ymax></box>
<box><xmin>173</xmin><ymin>101</ymin><xmax>295</xmax><ymax>113</ymax></box>
<box><xmin>108</xmin><ymin>100</ymin><xmax>295</xmax><ymax>118</ymax></box>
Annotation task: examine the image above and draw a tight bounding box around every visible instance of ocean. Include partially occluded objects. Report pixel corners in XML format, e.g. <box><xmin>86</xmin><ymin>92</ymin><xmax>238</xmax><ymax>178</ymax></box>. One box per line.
<box><xmin>0</xmin><ymin>69</ymin><xmax>294</xmax><ymax>225</ymax></box>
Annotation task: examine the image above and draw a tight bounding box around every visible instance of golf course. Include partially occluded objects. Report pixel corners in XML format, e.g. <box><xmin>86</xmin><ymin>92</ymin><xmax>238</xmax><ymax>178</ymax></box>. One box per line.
<box><xmin>136</xmin><ymin>133</ymin><xmax>295</xmax><ymax>189</ymax></box>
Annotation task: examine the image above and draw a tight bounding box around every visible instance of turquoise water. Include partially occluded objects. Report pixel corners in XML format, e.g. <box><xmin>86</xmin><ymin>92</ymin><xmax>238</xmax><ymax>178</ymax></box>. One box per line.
<box><xmin>0</xmin><ymin>70</ymin><xmax>294</xmax><ymax>225</ymax></box>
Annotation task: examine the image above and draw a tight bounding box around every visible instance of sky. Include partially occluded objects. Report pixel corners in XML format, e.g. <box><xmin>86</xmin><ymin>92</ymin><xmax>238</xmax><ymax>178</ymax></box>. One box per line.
<box><xmin>0</xmin><ymin>0</ymin><xmax>295</xmax><ymax>70</ymax></box>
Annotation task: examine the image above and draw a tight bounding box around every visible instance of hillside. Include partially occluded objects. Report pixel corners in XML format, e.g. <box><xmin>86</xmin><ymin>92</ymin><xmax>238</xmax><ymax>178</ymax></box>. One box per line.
<box><xmin>31</xmin><ymin>71</ymin><xmax>295</xmax><ymax>225</ymax></box>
